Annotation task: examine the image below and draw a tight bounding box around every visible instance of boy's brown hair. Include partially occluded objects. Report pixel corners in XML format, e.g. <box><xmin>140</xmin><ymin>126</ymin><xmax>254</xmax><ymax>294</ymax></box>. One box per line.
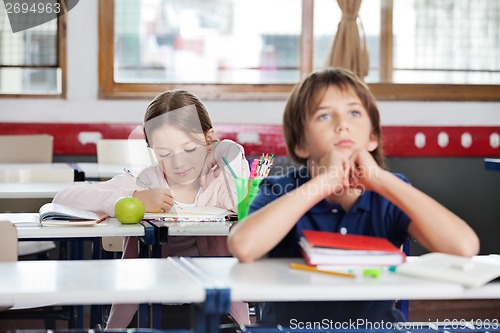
<box><xmin>283</xmin><ymin>67</ymin><xmax>385</xmax><ymax>168</ymax></box>
<box><xmin>143</xmin><ymin>89</ymin><xmax>213</xmax><ymax>147</ymax></box>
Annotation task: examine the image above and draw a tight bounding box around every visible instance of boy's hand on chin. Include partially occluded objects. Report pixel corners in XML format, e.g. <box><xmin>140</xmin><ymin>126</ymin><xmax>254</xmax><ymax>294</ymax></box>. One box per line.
<box><xmin>310</xmin><ymin>149</ymin><xmax>351</xmax><ymax>194</ymax></box>
<box><xmin>348</xmin><ymin>150</ymin><xmax>382</xmax><ymax>191</ymax></box>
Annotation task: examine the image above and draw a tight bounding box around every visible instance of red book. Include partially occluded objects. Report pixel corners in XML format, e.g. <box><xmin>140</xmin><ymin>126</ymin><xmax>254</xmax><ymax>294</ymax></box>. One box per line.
<box><xmin>300</xmin><ymin>230</ymin><xmax>406</xmax><ymax>266</ymax></box>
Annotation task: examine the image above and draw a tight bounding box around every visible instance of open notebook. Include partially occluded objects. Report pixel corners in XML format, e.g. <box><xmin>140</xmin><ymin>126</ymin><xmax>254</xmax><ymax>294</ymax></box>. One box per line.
<box><xmin>144</xmin><ymin>206</ymin><xmax>236</xmax><ymax>222</ymax></box>
<box><xmin>397</xmin><ymin>253</ymin><xmax>500</xmax><ymax>288</ymax></box>
<box><xmin>38</xmin><ymin>203</ymin><xmax>107</xmax><ymax>226</ymax></box>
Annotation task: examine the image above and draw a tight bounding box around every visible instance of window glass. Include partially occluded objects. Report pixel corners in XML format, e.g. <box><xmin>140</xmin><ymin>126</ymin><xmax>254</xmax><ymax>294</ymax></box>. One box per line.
<box><xmin>393</xmin><ymin>0</ymin><xmax>500</xmax><ymax>84</ymax></box>
<box><xmin>0</xmin><ymin>12</ymin><xmax>61</xmax><ymax>95</ymax></box>
<box><xmin>104</xmin><ymin>0</ymin><xmax>500</xmax><ymax>100</ymax></box>
<box><xmin>114</xmin><ymin>0</ymin><xmax>302</xmax><ymax>84</ymax></box>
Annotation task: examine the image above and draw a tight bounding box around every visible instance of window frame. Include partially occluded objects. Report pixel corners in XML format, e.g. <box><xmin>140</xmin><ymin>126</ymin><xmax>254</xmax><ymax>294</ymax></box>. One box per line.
<box><xmin>0</xmin><ymin>13</ymin><xmax>67</xmax><ymax>99</ymax></box>
<box><xmin>98</xmin><ymin>0</ymin><xmax>500</xmax><ymax>101</ymax></box>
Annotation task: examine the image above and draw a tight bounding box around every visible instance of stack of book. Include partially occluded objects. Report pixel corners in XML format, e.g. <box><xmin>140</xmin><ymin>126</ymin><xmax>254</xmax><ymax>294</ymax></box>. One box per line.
<box><xmin>299</xmin><ymin>230</ymin><xmax>406</xmax><ymax>267</ymax></box>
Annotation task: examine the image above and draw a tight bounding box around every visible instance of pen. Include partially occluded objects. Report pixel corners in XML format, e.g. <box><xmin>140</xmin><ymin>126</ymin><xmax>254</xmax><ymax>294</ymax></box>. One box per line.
<box><xmin>124</xmin><ymin>167</ymin><xmax>151</xmax><ymax>189</ymax></box>
<box><xmin>289</xmin><ymin>263</ymin><xmax>356</xmax><ymax>278</ymax></box>
<box><xmin>123</xmin><ymin>167</ymin><xmax>182</xmax><ymax>210</ymax></box>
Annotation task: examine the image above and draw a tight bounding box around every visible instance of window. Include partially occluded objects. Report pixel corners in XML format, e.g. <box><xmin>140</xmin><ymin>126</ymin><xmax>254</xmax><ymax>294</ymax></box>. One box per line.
<box><xmin>0</xmin><ymin>6</ymin><xmax>66</xmax><ymax>97</ymax></box>
<box><xmin>99</xmin><ymin>0</ymin><xmax>500</xmax><ymax>100</ymax></box>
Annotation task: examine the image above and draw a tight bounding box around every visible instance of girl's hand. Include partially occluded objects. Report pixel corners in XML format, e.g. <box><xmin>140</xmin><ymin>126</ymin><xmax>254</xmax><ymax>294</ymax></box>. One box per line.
<box><xmin>348</xmin><ymin>149</ymin><xmax>383</xmax><ymax>191</ymax></box>
<box><xmin>133</xmin><ymin>187</ymin><xmax>175</xmax><ymax>213</ymax></box>
<box><xmin>310</xmin><ymin>148</ymin><xmax>351</xmax><ymax>196</ymax></box>
<box><xmin>200</xmin><ymin>140</ymin><xmax>241</xmax><ymax>190</ymax></box>
<box><xmin>200</xmin><ymin>141</ymin><xmax>221</xmax><ymax>190</ymax></box>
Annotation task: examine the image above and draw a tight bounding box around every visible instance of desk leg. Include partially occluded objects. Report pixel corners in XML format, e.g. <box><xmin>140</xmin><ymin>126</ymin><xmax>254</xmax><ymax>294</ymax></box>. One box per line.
<box><xmin>200</xmin><ymin>288</ymin><xmax>230</xmax><ymax>333</ymax></box>
<box><xmin>70</xmin><ymin>239</ymin><xmax>84</xmax><ymax>260</ymax></box>
<box><xmin>92</xmin><ymin>238</ymin><xmax>101</xmax><ymax>260</ymax></box>
<box><xmin>151</xmin><ymin>303</ymin><xmax>162</xmax><ymax>329</ymax></box>
<box><xmin>139</xmin><ymin>240</ymin><xmax>149</xmax><ymax>258</ymax></box>
<box><xmin>59</xmin><ymin>240</ymin><xmax>68</xmax><ymax>260</ymax></box>
<box><xmin>73</xmin><ymin>305</ymin><xmax>84</xmax><ymax>329</ymax></box>
<box><xmin>193</xmin><ymin>303</ymin><xmax>208</xmax><ymax>333</ymax></box>
<box><xmin>151</xmin><ymin>243</ymin><xmax>162</xmax><ymax>258</ymax></box>
<box><xmin>90</xmin><ymin>304</ymin><xmax>107</xmax><ymax>329</ymax></box>
<box><xmin>143</xmin><ymin>220</ymin><xmax>165</xmax><ymax>258</ymax></box>
<box><xmin>138</xmin><ymin>303</ymin><xmax>150</xmax><ymax>328</ymax></box>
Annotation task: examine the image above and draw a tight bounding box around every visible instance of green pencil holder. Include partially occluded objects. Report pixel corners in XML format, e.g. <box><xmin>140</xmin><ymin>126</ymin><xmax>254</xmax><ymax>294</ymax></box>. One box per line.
<box><xmin>235</xmin><ymin>177</ymin><xmax>263</xmax><ymax>221</ymax></box>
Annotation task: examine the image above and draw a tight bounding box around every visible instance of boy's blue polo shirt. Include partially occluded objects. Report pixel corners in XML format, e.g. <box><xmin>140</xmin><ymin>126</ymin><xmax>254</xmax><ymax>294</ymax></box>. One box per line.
<box><xmin>249</xmin><ymin>167</ymin><xmax>411</xmax><ymax>326</ymax></box>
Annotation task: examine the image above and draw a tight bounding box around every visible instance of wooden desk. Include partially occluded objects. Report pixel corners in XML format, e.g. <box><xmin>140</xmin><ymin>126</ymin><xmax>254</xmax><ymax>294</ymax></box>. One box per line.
<box><xmin>187</xmin><ymin>257</ymin><xmax>500</xmax><ymax>302</ymax></box>
<box><xmin>0</xmin><ymin>258</ymin><xmax>225</xmax><ymax>333</ymax></box>
<box><xmin>147</xmin><ymin>221</ymin><xmax>233</xmax><ymax>258</ymax></box>
<box><xmin>2</xmin><ymin>213</ymin><xmax>155</xmax><ymax>260</ymax></box>
<box><xmin>76</xmin><ymin>163</ymin><xmax>144</xmax><ymax>180</ymax></box>
<box><xmin>187</xmin><ymin>258</ymin><xmax>467</xmax><ymax>302</ymax></box>
<box><xmin>2</xmin><ymin>214</ymin><xmax>155</xmax><ymax>329</ymax></box>
<box><xmin>0</xmin><ymin>258</ymin><xmax>204</xmax><ymax>306</ymax></box>
<box><xmin>0</xmin><ymin>163</ymin><xmax>74</xmax><ymax>172</ymax></box>
<box><xmin>0</xmin><ymin>162</ymin><xmax>135</xmax><ymax>182</ymax></box>
<box><xmin>149</xmin><ymin>220</ymin><xmax>232</xmax><ymax>237</ymax></box>
<box><xmin>180</xmin><ymin>257</ymin><xmax>500</xmax><ymax>332</ymax></box>
<box><xmin>6</xmin><ymin>214</ymin><xmax>147</xmax><ymax>239</ymax></box>
<box><xmin>0</xmin><ymin>163</ymin><xmax>83</xmax><ymax>182</ymax></box>
<box><xmin>1</xmin><ymin>257</ymin><xmax>499</xmax><ymax>332</ymax></box>
<box><xmin>0</xmin><ymin>182</ymin><xmax>74</xmax><ymax>199</ymax></box>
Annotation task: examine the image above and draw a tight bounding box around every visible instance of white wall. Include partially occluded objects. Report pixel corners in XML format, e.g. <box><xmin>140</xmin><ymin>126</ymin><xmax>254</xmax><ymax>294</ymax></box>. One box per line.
<box><xmin>1</xmin><ymin>0</ymin><xmax>499</xmax><ymax>126</ymax></box>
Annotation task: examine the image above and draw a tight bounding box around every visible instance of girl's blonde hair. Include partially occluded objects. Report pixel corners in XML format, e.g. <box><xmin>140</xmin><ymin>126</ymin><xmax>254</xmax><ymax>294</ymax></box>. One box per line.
<box><xmin>143</xmin><ymin>89</ymin><xmax>213</xmax><ymax>147</ymax></box>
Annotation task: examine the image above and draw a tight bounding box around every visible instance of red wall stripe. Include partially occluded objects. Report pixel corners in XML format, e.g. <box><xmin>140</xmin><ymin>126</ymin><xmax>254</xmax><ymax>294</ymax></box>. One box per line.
<box><xmin>0</xmin><ymin>123</ymin><xmax>499</xmax><ymax>157</ymax></box>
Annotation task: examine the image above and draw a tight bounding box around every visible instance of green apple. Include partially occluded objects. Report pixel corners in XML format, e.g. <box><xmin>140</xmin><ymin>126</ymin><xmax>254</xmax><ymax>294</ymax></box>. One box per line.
<box><xmin>114</xmin><ymin>196</ymin><xmax>145</xmax><ymax>224</ymax></box>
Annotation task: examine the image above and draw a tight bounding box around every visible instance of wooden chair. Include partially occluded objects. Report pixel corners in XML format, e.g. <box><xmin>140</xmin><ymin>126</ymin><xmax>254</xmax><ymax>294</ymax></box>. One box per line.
<box><xmin>96</xmin><ymin>139</ymin><xmax>156</xmax><ymax>167</ymax></box>
<box><xmin>0</xmin><ymin>220</ymin><xmax>17</xmax><ymax>312</ymax></box>
<box><xmin>0</xmin><ymin>135</ymin><xmax>53</xmax><ymax>163</ymax></box>
<box><xmin>0</xmin><ymin>134</ymin><xmax>68</xmax><ymax>258</ymax></box>
<box><xmin>0</xmin><ymin>220</ymin><xmax>18</xmax><ymax>262</ymax></box>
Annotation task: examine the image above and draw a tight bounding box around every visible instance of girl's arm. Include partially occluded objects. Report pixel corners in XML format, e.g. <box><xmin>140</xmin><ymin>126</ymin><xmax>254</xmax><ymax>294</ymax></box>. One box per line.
<box><xmin>351</xmin><ymin>150</ymin><xmax>479</xmax><ymax>257</ymax></box>
<box><xmin>53</xmin><ymin>172</ymin><xmax>175</xmax><ymax>215</ymax></box>
<box><xmin>53</xmin><ymin>173</ymin><xmax>138</xmax><ymax>216</ymax></box>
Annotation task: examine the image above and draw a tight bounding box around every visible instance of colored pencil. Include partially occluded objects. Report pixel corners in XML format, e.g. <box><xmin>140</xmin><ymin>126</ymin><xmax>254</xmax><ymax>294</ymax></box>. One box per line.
<box><xmin>289</xmin><ymin>263</ymin><xmax>356</xmax><ymax>278</ymax></box>
<box><xmin>222</xmin><ymin>156</ymin><xmax>238</xmax><ymax>178</ymax></box>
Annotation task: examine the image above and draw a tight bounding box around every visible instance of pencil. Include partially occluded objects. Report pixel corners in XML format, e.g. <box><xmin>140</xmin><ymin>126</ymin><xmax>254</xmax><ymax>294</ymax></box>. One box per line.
<box><xmin>222</xmin><ymin>156</ymin><xmax>238</xmax><ymax>178</ymax></box>
<box><xmin>289</xmin><ymin>263</ymin><xmax>356</xmax><ymax>278</ymax></box>
<box><xmin>249</xmin><ymin>159</ymin><xmax>259</xmax><ymax>179</ymax></box>
<box><xmin>124</xmin><ymin>167</ymin><xmax>151</xmax><ymax>189</ymax></box>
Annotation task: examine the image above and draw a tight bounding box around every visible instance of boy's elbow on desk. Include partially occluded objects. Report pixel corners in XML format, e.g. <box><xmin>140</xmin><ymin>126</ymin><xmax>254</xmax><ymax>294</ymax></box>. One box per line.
<box><xmin>227</xmin><ymin>232</ymin><xmax>259</xmax><ymax>263</ymax></box>
<box><xmin>455</xmin><ymin>233</ymin><xmax>480</xmax><ymax>257</ymax></box>
<box><xmin>449</xmin><ymin>222</ymin><xmax>480</xmax><ymax>257</ymax></box>
<box><xmin>435</xmin><ymin>231</ymin><xmax>480</xmax><ymax>258</ymax></box>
